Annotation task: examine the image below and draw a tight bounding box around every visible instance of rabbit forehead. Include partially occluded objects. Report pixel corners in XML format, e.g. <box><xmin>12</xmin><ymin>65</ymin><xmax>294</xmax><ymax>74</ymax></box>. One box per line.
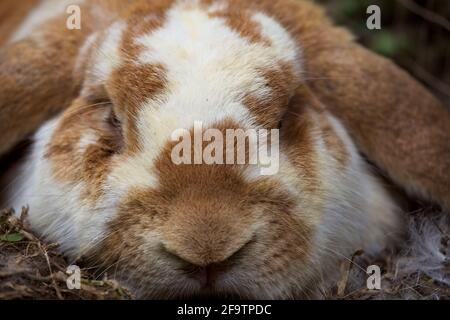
<box><xmin>106</xmin><ymin>13</ymin><xmax>303</xmax><ymax>206</ymax></box>
<box><xmin>84</xmin><ymin>0</ymin><xmax>302</xmax><ymax>152</ymax></box>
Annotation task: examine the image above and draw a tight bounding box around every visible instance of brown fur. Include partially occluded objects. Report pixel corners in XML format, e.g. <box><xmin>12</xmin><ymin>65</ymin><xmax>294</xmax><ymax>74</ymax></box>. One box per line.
<box><xmin>0</xmin><ymin>4</ymin><xmax>94</xmax><ymax>156</ymax></box>
<box><xmin>243</xmin><ymin>63</ymin><xmax>300</xmax><ymax>129</ymax></box>
<box><xmin>0</xmin><ymin>0</ymin><xmax>39</xmax><ymax>47</ymax></box>
<box><xmin>290</xmin><ymin>86</ymin><xmax>349</xmax><ymax>168</ymax></box>
<box><xmin>209</xmin><ymin>8</ymin><xmax>268</xmax><ymax>44</ymax></box>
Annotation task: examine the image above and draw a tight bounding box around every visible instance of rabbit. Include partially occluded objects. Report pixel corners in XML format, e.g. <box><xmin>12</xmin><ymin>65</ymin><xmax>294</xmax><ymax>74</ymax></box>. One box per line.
<box><xmin>1</xmin><ymin>0</ymin><xmax>449</xmax><ymax>299</ymax></box>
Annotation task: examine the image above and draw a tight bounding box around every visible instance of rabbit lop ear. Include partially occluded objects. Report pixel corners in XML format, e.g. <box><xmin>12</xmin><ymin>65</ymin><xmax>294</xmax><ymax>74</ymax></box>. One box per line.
<box><xmin>306</xmin><ymin>42</ymin><xmax>450</xmax><ymax>210</ymax></box>
<box><xmin>0</xmin><ymin>11</ymin><xmax>89</xmax><ymax>156</ymax></box>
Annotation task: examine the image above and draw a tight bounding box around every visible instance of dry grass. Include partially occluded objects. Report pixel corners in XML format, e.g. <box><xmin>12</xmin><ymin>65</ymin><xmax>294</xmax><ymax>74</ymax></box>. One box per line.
<box><xmin>0</xmin><ymin>208</ymin><xmax>131</xmax><ymax>300</ymax></box>
<box><xmin>328</xmin><ymin>209</ymin><xmax>449</xmax><ymax>300</ymax></box>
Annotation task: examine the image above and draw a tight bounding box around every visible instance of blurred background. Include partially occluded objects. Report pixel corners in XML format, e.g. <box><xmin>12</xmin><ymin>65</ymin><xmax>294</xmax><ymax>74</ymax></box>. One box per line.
<box><xmin>316</xmin><ymin>0</ymin><xmax>450</xmax><ymax>105</ymax></box>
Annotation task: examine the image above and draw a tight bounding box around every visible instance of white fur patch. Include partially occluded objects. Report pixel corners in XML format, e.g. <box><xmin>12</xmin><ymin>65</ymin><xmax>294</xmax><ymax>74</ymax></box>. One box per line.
<box><xmin>74</xmin><ymin>32</ymin><xmax>99</xmax><ymax>80</ymax></box>
<box><xmin>77</xmin><ymin>131</ymin><xmax>99</xmax><ymax>151</ymax></box>
<box><xmin>252</xmin><ymin>12</ymin><xmax>302</xmax><ymax>74</ymax></box>
<box><xmin>84</xmin><ymin>22</ymin><xmax>126</xmax><ymax>88</ymax></box>
<box><xmin>312</xmin><ymin>114</ymin><xmax>402</xmax><ymax>277</ymax></box>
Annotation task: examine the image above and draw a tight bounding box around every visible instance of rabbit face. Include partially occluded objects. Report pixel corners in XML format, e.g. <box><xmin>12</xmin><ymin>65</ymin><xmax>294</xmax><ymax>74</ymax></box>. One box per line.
<box><xmin>5</xmin><ymin>0</ymin><xmax>404</xmax><ymax>299</ymax></box>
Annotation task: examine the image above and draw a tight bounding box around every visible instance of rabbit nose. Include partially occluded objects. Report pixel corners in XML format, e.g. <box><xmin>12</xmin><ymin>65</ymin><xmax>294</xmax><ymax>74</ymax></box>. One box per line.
<box><xmin>162</xmin><ymin>236</ymin><xmax>250</xmax><ymax>268</ymax></box>
<box><xmin>163</xmin><ymin>242</ymin><xmax>249</xmax><ymax>287</ymax></box>
<box><xmin>162</xmin><ymin>192</ymin><xmax>257</xmax><ymax>268</ymax></box>
<box><xmin>162</xmin><ymin>212</ymin><xmax>256</xmax><ymax>267</ymax></box>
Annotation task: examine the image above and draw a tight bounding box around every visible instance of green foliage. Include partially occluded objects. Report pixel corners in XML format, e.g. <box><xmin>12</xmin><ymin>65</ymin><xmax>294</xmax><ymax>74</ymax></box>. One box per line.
<box><xmin>0</xmin><ymin>233</ymin><xmax>24</xmax><ymax>243</ymax></box>
<box><xmin>314</xmin><ymin>0</ymin><xmax>450</xmax><ymax>101</ymax></box>
<box><xmin>369</xmin><ymin>31</ymin><xmax>408</xmax><ymax>57</ymax></box>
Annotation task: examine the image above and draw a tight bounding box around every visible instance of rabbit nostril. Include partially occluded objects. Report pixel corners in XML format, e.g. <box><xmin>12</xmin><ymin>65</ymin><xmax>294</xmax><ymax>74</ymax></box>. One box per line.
<box><xmin>161</xmin><ymin>249</ymin><xmax>223</xmax><ymax>288</ymax></box>
<box><xmin>183</xmin><ymin>264</ymin><xmax>219</xmax><ymax>288</ymax></box>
